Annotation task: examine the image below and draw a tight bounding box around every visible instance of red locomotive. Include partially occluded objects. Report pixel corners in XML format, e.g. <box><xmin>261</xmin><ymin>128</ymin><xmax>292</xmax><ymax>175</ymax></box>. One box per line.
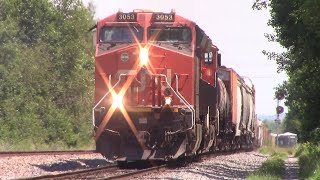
<box><xmin>92</xmin><ymin>9</ymin><xmax>256</xmax><ymax>163</ymax></box>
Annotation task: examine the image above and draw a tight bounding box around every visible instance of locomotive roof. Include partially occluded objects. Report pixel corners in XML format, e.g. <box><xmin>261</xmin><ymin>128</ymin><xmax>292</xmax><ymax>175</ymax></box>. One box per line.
<box><xmin>97</xmin><ymin>9</ymin><xmax>196</xmax><ymax>26</ymax></box>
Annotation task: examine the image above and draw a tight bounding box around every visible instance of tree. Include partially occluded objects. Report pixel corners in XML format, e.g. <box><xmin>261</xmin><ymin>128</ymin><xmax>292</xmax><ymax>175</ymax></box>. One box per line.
<box><xmin>262</xmin><ymin>119</ymin><xmax>278</xmax><ymax>134</ymax></box>
<box><xmin>0</xmin><ymin>0</ymin><xmax>95</xmax><ymax>149</ymax></box>
<box><xmin>253</xmin><ymin>0</ymin><xmax>320</xmax><ymax>142</ymax></box>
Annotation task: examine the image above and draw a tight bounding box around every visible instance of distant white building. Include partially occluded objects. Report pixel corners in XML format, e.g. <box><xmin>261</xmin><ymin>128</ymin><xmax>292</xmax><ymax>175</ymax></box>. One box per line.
<box><xmin>277</xmin><ymin>132</ymin><xmax>298</xmax><ymax>147</ymax></box>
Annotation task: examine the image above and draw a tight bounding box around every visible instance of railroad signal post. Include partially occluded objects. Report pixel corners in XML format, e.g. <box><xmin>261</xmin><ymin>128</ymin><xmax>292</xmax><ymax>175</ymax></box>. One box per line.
<box><xmin>275</xmin><ymin>92</ymin><xmax>285</xmax><ymax>146</ymax></box>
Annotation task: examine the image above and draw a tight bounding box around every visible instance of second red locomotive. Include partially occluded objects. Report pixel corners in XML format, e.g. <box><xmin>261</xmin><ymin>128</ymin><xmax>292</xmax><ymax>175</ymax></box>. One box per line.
<box><xmin>92</xmin><ymin>9</ymin><xmax>256</xmax><ymax>163</ymax></box>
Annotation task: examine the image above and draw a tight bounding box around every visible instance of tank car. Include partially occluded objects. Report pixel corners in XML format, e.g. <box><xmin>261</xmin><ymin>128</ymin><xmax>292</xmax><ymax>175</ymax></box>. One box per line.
<box><xmin>92</xmin><ymin>9</ymin><xmax>256</xmax><ymax>163</ymax></box>
<box><xmin>216</xmin><ymin>68</ymin><xmax>256</xmax><ymax>150</ymax></box>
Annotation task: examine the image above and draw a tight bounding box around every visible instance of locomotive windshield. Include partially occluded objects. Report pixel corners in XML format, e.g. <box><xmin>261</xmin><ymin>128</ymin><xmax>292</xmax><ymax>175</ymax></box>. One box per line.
<box><xmin>148</xmin><ymin>27</ymin><xmax>192</xmax><ymax>43</ymax></box>
<box><xmin>147</xmin><ymin>26</ymin><xmax>192</xmax><ymax>55</ymax></box>
<box><xmin>99</xmin><ymin>26</ymin><xmax>143</xmax><ymax>43</ymax></box>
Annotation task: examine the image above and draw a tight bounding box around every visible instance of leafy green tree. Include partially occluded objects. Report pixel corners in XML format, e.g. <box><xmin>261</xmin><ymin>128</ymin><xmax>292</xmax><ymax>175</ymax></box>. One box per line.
<box><xmin>0</xmin><ymin>0</ymin><xmax>95</xmax><ymax>149</ymax></box>
<box><xmin>253</xmin><ymin>0</ymin><xmax>320</xmax><ymax>142</ymax></box>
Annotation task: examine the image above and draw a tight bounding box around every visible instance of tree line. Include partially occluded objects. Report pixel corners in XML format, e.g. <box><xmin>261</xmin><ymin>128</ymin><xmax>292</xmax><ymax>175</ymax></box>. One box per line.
<box><xmin>0</xmin><ymin>0</ymin><xmax>95</xmax><ymax>150</ymax></box>
<box><xmin>253</xmin><ymin>0</ymin><xmax>320</xmax><ymax>143</ymax></box>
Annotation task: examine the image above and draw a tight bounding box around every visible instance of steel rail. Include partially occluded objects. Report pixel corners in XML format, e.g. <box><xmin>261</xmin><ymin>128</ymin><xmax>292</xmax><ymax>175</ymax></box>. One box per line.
<box><xmin>23</xmin><ymin>164</ymin><xmax>118</xmax><ymax>180</ymax></box>
<box><xmin>102</xmin><ymin>164</ymin><xmax>168</xmax><ymax>180</ymax></box>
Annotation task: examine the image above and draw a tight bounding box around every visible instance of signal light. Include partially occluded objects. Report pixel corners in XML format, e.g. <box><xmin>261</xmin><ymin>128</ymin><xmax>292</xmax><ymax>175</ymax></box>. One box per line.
<box><xmin>276</xmin><ymin>93</ymin><xmax>285</xmax><ymax>100</ymax></box>
<box><xmin>276</xmin><ymin>106</ymin><xmax>284</xmax><ymax>114</ymax></box>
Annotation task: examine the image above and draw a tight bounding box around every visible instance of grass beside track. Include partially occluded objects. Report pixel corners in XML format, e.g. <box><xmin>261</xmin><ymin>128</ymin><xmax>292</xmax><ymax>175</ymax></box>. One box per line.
<box><xmin>0</xmin><ymin>140</ymin><xmax>95</xmax><ymax>151</ymax></box>
<box><xmin>247</xmin><ymin>146</ymin><xmax>288</xmax><ymax>180</ymax></box>
<box><xmin>250</xmin><ymin>144</ymin><xmax>320</xmax><ymax>179</ymax></box>
<box><xmin>258</xmin><ymin>146</ymin><xmax>295</xmax><ymax>156</ymax></box>
<box><xmin>247</xmin><ymin>157</ymin><xmax>285</xmax><ymax>180</ymax></box>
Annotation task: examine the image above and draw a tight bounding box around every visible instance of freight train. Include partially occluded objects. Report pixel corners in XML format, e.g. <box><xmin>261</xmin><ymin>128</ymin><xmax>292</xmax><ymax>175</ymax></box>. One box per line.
<box><xmin>92</xmin><ymin>9</ymin><xmax>256</xmax><ymax>163</ymax></box>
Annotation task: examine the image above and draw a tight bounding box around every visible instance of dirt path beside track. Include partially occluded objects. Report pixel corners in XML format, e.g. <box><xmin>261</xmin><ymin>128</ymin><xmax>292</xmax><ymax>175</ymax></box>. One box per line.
<box><xmin>283</xmin><ymin>156</ymin><xmax>299</xmax><ymax>180</ymax></box>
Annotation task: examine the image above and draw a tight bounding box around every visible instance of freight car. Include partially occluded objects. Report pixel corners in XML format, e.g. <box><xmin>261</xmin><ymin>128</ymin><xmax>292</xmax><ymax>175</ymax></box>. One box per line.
<box><xmin>92</xmin><ymin>9</ymin><xmax>256</xmax><ymax>163</ymax></box>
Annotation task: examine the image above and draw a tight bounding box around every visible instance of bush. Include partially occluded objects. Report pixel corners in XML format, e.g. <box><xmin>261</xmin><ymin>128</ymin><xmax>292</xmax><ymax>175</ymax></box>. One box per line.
<box><xmin>296</xmin><ymin>143</ymin><xmax>320</xmax><ymax>179</ymax></box>
<box><xmin>259</xmin><ymin>157</ymin><xmax>285</xmax><ymax>177</ymax></box>
<box><xmin>295</xmin><ymin>143</ymin><xmax>305</xmax><ymax>157</ymax></box>
<box><xmin>310</xmin><ymin>167</ymin><xmax>320</xmax><ymax>180</ymax></box>
<box><xmin>310</xmin><ymin>128</ymin><xmax>320</xmax><ymax>144</ymax></box>
<box><xmin>248</xmin><ymin>156</ymin><xmax>285</xmax><ymax>179</ymax></box>
<box><xmin>247</xmin><ymin>150</ymin><xmax>287</xmax><ymax>179</ymax></box>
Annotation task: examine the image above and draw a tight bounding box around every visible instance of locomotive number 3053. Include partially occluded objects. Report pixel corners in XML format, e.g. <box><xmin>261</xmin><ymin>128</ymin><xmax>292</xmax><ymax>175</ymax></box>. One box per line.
<box><xmin>117</xmin><ymin>13</ymin><xmax>136</xmax><ymax>21</ymax></box>
<box><xmin>154</xmin><ymin>14</ymin><xmax>174</xmax><ymax>22</ymax></box>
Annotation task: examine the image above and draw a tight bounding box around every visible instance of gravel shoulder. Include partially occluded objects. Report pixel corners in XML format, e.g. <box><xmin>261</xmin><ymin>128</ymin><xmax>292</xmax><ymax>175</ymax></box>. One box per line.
<box><xmin>135</xmin><ymin>151</ymin><xmax>269</xmax><ymax>180</ymax></box>
<box><xmin>0</xmin><ymin>153</ymin><xmax>112</xmax><ymax>179</ymax></box>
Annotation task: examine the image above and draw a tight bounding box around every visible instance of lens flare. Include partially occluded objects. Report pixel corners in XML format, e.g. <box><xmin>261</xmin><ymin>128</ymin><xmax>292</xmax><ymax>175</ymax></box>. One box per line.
<box><xmin>112</xmin><ymin>94</ymin><xmax>123</xmax><ymax>108</ymax></box>
<box><xmin>139</xmin><ymin>47</ymin><xmax>149</xmax><ymax>66</ymax></box>
<box><xmin>165</xmin><ymin>97</ymin><xmax>172</xmax><ymax>105</ymax></box>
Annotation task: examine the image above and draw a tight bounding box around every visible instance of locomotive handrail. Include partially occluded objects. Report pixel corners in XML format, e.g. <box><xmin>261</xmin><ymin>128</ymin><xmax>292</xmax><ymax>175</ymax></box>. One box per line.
<box><xmin>104</xmin><ymin>129</ymin><xmax>120</xmax><ymax>136</ymax></box>
<box><xmin>152</xmin><ymin>74</ymin><xmax>195</xmax><ymax>134</ymax></box>
<box><xmin>92</xmin><ymin>74</ymin><xmax>125</xmax><ymax>127</ymax></box>
<box><xmin>172</xmin><ymin>74</ymin><xmax>195</xmax><ymax>132</ymax></box>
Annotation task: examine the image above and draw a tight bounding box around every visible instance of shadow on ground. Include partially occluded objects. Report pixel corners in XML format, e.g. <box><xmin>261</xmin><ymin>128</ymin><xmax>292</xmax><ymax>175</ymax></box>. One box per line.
<box><xmin>32</xmin><ymin>158</ymin><xmax>112</xmax><ymax>172</ymax></box>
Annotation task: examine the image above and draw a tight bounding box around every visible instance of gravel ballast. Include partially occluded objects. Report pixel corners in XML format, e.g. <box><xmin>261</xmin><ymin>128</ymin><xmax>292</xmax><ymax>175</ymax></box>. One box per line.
<box><xmin>0</xmin><ymin>151</ymin><xmax>271</xmax><ymax>179</ymax></box>
<box><xmin>135</xmin><ymin>151</ymin><xmax>269</xmax><ymax>180</ymax></box>
<box><xmin>0</xmin><ymin>153</ymin><xmax>111</xmax><ymax>179</ymax></box>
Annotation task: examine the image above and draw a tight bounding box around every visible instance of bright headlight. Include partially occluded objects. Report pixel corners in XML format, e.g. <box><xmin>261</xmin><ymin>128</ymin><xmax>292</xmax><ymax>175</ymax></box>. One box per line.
<box><xmin>139</xmin><ymin>47</ymin><xmax>149</xmax><ymax>65</ymax></box>
<box><xmin>112</xmin><ymin>94</ymin><xmax>123</xmax><ymax>108</ymax></box>
<box><xmin>164</xmin><ymin>96</ymin><xmax>172</xmax><ymax>105</ymax></box>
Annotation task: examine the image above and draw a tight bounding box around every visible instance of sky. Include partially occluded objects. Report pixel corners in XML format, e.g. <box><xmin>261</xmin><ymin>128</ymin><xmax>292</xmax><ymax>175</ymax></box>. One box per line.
<box><xmin>83</xmin><ymin>0</ymin><xmax>288</xmax><ymax>116</ymax></box>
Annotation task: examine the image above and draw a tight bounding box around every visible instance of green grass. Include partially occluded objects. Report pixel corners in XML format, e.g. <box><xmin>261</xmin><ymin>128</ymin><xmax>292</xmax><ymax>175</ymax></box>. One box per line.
<box><xmin>0</xmin><ymin>139</ymin><xmax>96</xmax><ymax>151</ymax></box>
<box><xmin>272</xmin><ymin>151</ymin><xmax>288</xmax><ymax>160</ymax></box>
<box><xmin>247</xmin><ymin>174</ymin><xmax>281</xmax><ymax>180</ymax></box>
<box><xmin>248</xmin><ymin>157</ymin><xmax>285</xmax><ymax>179</ymax></box>
<box><xmin>248</xmin><ymin>146</ymin><xmax>288</xmax><ymax>179</ymax></box>
<box><xmin>258</xmin><ymin>146</ymin><xmax>294</xmax><ymax>157</ymax></box>
<box><xmin>259</xmin><ymin>146</ymin><xmax>275</xmax><ymax>155</ymax></box>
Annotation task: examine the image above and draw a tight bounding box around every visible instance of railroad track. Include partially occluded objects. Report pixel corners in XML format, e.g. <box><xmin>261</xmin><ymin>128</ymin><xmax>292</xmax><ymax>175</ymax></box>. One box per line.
<box><xmin>105</xmin><ymin>164</ymin><xmax>167</xmax><ymax>180</ymax></box>
<box><xmin>7</xmin><ymin>149</ymin><xmax>254</xmax><ymax>179</ymax></box>
<box><xmin>24</xmin><ymin>164</ymin><xmax>167</xmax><ymax>180</ymax></box>
<box><xmin>24</xmin><ymin>150</ymin><xmax>250</xmax><ymax>179</ymax></box>
<box><xmin>25</xmin><ymin>164</ymin><xmax>118</xmax><ymax>180</ymax></box>
<box><xmin>0</xmin><ymin>150</ymin><xmax>97</xmax><ymax>157</ymax></box>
